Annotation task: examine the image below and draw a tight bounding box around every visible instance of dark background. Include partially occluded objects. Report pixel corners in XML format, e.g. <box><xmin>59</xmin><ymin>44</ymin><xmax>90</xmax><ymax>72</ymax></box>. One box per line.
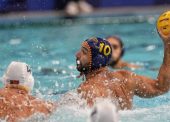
<box><xmin>0</xmin><ymin>0</ymin><xmax>170</xmax><ymax>12</ymax></box>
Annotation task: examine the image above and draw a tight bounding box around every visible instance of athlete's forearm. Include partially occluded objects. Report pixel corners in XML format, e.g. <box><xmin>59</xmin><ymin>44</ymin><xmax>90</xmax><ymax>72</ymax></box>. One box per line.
<box><xmin>157</xmin><ymin>40</ymin><xmax>170</xmax><ymax>91</ymax></box>
<box><xmin>163</xmin><ymin>41</ymin><xmax>170</xmax><ymax>66</ymax></box>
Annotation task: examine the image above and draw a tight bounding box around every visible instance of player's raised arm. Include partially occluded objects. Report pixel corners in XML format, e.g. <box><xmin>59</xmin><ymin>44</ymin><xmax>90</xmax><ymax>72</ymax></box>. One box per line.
<box><xmin>129</xmin><ymin>11</ymin><xmax>170</xmax><ymax>98</ymax></box>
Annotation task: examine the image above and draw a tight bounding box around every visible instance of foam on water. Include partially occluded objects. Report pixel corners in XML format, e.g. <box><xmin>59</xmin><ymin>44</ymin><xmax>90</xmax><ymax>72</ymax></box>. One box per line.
<box><xmin>120</xmin><ymin>105</ymin><xmax>170</xmax><ymax>122</ymax></box>
<box><xmin>9</xmin><ymin>92</ymin><xmax>170</xmax><ymax>122</ymax></box>
<box><xmin>0</xmin><ymin>88</ymin><xmax>169</xmax><ymax>122</ymax></box>
<box><xmin>9</xmin><ymin>38</ymin><xmax>22</xmax><ymax>45</ymax></box>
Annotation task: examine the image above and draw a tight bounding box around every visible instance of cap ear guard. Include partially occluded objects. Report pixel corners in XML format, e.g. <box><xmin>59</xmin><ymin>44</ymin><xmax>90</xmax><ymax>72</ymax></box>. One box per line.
<box><xmin>23</xmin><ymin>74</ymin><xmax>34</xmax><ymax>92</ymax></box>
<box><xmin>21</xmin><ymin>64</ymin><xmax>34</xmax><ymax>92</ymax></box>
<box><xmin>92</xmin><ymin>53</ymin><xmax>107</xmax><ymax>69</ymax></box>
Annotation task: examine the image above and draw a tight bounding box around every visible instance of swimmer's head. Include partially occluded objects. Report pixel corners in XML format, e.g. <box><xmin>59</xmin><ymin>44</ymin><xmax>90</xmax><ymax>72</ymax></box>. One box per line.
<box><xmin>76</xmin><ymin>37</ymin><xmax>112</xmax><ymax>73</ymax></box>
<box><xmin>106</xmin><ymin>36</ymin><xmax>124</xmax><ymax>64</ymax></box>
<box><xmin>2</xmin><ymin>61</ymin><xmax>34</xmax><ymax>93</ymax></box>
<box><xmin>89</xmin><ymin>101</ymin><xmax>119</xmax><ymax>122</ymax></box>
<box><xmin>157</xmin><ymin>11</ymin><xmax>170</xmax><ymax>37</ymax></box>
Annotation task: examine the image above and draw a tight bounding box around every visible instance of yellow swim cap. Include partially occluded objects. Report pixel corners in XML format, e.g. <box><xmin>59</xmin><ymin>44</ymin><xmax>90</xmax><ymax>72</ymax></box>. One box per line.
<box><xmin>157</xmin><ymin>11</ymin><xmax>170</xmax><ymax>36</ymax></box>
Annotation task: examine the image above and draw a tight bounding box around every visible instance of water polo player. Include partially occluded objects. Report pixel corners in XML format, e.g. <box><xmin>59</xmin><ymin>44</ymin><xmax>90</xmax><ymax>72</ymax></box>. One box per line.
<box><xmin>0</xmin><ymin>61</ymin><xmax>55</xmax><ymax>122</ymax></box>
<box><xmin>75</xmin><ymin>11</ymin><xmax>170</xmax><ymax>109</ymax></box>
<box><xmin>106</xmin><ymin>36</ymin><xmax>140</xmax><ymax>69</ymax></box>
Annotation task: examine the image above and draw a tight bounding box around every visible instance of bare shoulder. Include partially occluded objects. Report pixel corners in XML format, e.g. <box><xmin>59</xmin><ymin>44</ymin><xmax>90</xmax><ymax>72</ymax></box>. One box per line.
<box><xmin>31</xmin><ymin>98</ymin><xmax>54</xmax><ymax>114</ymax></box>
<box><xmin>0</xmin><ymin>88</ymin><xmax>8</xmax><ymax>96</ymax></box>
<box><xmin>110</xmin><ymin>70</ymin><xmax>133</xmax><ymax>78</ymax></box>
<box><xmin>78</xmin><ymin>80</ymin><xmax>100</xmax><ymax>95</ymax></box>
<box><xmin>78</xmin><ymin>80</ymin><xmax>94</xmax><ymax>92</ymax></box>
<box><xmin>109</xmin><ymin>70</ymin><xmax>136</xmax><ymax>90</ymax></box>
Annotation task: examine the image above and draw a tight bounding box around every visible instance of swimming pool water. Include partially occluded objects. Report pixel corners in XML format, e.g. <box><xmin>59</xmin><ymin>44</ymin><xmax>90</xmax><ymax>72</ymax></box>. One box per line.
<box><xmin>0</xmin><ymin>15</ymin><xmax>169</xmax><ymax>122</ymax></box>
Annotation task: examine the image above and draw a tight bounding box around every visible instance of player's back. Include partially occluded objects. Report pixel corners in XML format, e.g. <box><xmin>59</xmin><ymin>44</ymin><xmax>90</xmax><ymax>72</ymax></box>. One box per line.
<box><xmin>0</xmin><ymin>87</ymin><xmax>53</xmax><ymax>122</ymax></box>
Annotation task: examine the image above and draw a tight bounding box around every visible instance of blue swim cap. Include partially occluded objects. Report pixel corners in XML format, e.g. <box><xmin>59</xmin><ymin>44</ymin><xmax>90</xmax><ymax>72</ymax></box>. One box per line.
<box><xmin>82</xmin><ymin>37</ymin><xmax>112</xmax><ymax>71</ymax></box>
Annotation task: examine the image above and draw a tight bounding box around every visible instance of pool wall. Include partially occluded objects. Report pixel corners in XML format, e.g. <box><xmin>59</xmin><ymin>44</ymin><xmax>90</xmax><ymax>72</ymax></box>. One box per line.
<box><xmin>0</xmin><ymin>5</ymin><xmax>169</xmax><ymax>29</ymax></box>
<box><xmin>0</xmin><ymin>0</ymin><xmax>170</xmax><ymax>12</ymax></box>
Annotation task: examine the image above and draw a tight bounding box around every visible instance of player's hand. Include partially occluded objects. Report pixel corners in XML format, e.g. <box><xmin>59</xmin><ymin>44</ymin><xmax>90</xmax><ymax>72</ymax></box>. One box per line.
<box><xmin>158</xmin><ymin>28</ymin><xmax>170</xmax><ymax>43</ymax></box>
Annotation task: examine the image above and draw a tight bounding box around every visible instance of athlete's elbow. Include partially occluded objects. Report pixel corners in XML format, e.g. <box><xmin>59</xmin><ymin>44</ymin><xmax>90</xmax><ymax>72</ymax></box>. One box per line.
<box><xmin>157</xmin><ymin>78</ymin><xmax>170</xmax><ymax>93</ymax></box>
<box><xmin>159</xmin><ymin>86</ymin><xmax>170</xmax><ymax>94</ymax></box>
<box><xmin>135</xmin><ymin>89</ymin><xmax>164</xmax><ymax>98</ymax></box>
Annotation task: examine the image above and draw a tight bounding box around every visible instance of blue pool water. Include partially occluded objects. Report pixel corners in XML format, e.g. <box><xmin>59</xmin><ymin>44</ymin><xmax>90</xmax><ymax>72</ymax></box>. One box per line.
<box><xmin>0</xmin><ymin>15</ymin><xmax>170</xmax><ymax>122</ymax></box>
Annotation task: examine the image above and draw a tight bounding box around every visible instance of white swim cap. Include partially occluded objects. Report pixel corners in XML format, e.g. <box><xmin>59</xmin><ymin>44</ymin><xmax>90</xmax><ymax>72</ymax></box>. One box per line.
<box><xmin>89</xmin><ymin>101</ymin><xmax>119</xmax><ymax>122</ymax></box>
<box><xmin>2</xmin><ymin>61</ymin><xmax>34</xmax><ymax>92</ymax></box>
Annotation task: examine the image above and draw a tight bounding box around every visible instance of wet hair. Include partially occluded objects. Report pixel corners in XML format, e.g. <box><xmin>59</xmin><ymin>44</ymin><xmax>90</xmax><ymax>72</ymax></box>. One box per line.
<box><xmin>106</xmin><ymin>36</ymin><xmax>125</xmax><ymax>57</ymax></box>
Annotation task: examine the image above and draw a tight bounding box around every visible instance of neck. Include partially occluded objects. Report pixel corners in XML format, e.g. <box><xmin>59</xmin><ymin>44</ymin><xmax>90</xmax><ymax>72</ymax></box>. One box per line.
<box><xmin>85</xmin><ymin>67</ymin><xmax>108</xmax><ymax>80</ymax></box>
<box><xmin>110</xmin><ymin>59</ymin><xmax>123</xmax><ymax>68</ymax></box>
<box><xmin>6</xmin><ymin>84</ymin><xmax>29</xmax><ymax>93</ymax></box>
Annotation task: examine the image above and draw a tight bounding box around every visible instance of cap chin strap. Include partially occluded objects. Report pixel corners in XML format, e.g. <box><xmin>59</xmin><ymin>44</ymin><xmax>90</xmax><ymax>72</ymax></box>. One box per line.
<box><xmin>78</xmin><ymin>66</ymin><xmax>107</xmax><ymax>81</ymax></box>
<box><xmin>77</xmin><ymin>72</ymin><xmax>85</xmax><ymax>81</ymax></box>
<box><xmin>77</xmin><ymin>66</ymin><xmax>90</xmax><ymax>81</ymax></box>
